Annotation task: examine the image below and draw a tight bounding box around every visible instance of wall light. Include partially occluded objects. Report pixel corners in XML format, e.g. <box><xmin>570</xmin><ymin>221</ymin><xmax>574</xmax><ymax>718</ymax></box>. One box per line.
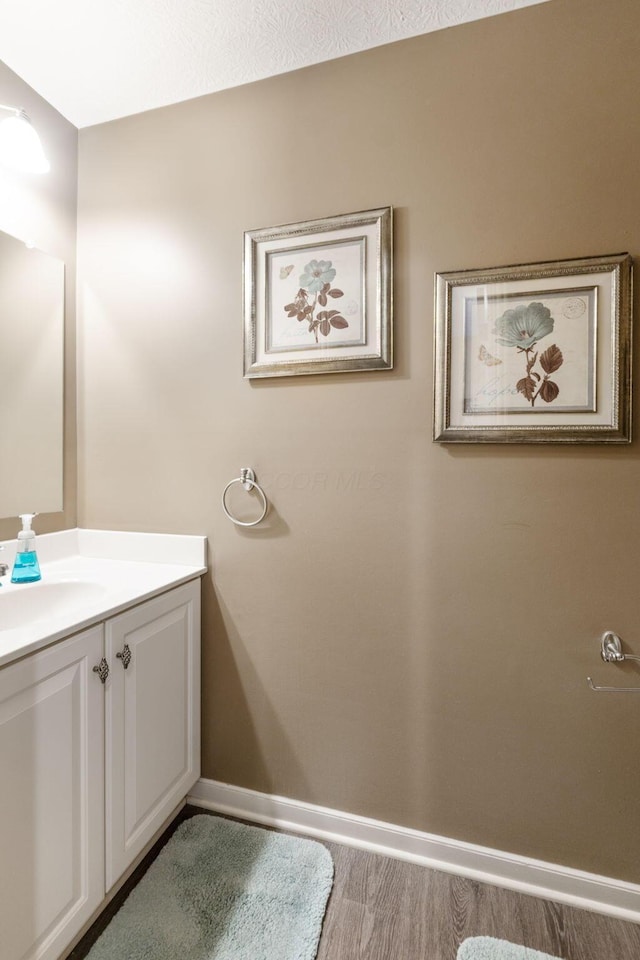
<box><xmin>0</xmin><ymin>104</ymin><xmax>50</xmax><ymax>174</ymax></box>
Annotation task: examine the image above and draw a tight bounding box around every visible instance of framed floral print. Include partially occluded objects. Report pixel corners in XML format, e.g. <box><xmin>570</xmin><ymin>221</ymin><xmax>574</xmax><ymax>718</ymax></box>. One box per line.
<box><xmin>243</xmin><ymin>207</ymin><xmax>392</xmax><ymax>378</ymax></box>
<box><xmin>433</xmin><ymin>253</ymin><xmax>632</xmax><ymax>443</ymax></box>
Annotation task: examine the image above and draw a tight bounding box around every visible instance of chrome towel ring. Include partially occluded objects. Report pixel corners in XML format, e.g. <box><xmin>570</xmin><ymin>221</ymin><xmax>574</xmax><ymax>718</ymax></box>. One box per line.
<box><xmin>222</xmin><ymin>467</ymin><xmax>268</xmax><ymax>527</ymax></box>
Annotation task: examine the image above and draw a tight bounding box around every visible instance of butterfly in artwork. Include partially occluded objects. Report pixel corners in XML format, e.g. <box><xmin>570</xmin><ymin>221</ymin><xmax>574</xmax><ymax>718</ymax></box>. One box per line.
<box><xmin>279</xmin><ymin>264</ymin><xmax>294</xmax><ymax>279</ymax></box>
<box><xmin>478</xmin><ymin>344</ymin><xmax>502</xmax><ymax>366</ymax></box>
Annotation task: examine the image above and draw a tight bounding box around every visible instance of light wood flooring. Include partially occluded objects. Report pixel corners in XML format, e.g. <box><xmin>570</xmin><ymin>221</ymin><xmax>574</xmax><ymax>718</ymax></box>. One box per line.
<box><xmin>315</xmin><ymin>837</ymin><xmax>640</xmax><ymax>959</ymax></box>
<box><xmin>70</xmin><ymin>805</ymin><xmax>640</xmax><ymax>959</ymax></box>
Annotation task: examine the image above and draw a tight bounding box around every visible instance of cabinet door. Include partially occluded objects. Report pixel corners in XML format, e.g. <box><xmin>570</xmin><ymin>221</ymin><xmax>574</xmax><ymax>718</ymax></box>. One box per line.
<box><xmin>105</xmin><ymin>580</ymin><xmax>200</xmax><ymax>887</ymax></box>
<box><xmin>0</xmin><ymin>626</ymin><xmax>105</xmax><ymax>960</ymax></box>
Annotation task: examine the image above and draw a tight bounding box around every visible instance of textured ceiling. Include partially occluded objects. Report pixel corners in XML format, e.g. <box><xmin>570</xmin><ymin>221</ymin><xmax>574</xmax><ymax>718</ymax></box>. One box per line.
<box><xmin>0</xmin><ymin>0</ymin><xmax>549</xmax><ymax>128</ymax></box>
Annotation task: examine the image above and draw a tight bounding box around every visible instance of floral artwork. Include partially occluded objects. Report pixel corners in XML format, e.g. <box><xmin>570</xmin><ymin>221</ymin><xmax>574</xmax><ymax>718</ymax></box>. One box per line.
<box><xmin>284</xmin><ymin>259</ymin><xmax>348</xmax><ymax>344</ymax></box>
<box><xmin>267</xmin><ymin>239</ymin><xmax>365</xmax><ymax>353</ymax></box>
<box><xmin>243</xmin><ymin>207</ymin><xmax>393</xmax><ymax>378</ymax></box>
<box><xmin>434</xmin><ymin>253</ymin><xmax>633</xmax><ymax>443</ymax></box>
<box><xmin>492</xmin><ymin>301</ymin><xmax>563</xmax><ymax>406</ymax></box>
<box><xmin>461</xmin><ymin>288</ymin><xmax>596</xmax><ymax>416</ymax></box>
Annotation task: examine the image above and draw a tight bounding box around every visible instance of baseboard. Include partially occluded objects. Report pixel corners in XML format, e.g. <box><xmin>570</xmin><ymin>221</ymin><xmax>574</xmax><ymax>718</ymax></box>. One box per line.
<box><xmin>188</xmin><ymin>778</ymin><xmax>640</xmax><ymax>925</ymax></box>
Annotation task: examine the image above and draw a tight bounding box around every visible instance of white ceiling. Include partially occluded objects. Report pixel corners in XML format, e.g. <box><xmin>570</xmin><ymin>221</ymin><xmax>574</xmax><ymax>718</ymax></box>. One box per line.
<box><xmin>0</xmin><ymin>0</ymin><xmax>549</xmax><ymax>128</ymax></box>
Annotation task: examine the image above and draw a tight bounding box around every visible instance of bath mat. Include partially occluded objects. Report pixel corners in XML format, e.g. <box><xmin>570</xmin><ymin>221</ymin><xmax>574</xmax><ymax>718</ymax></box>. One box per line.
<box><xmin>458</xmin><ymin>937</ymin><xmax>563</xmax><ymax>960</ymax></box>
<box><xmin>86</xmin><ymin>814</ymin><xmax>334</xmax><ymax>960</ymax></box>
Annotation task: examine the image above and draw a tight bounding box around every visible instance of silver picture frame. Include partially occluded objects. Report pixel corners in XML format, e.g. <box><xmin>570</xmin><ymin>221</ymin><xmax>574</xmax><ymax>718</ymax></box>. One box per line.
<box><xmin>433</xmin><ymin>253</ymin><xmax>632</xmax><ymax>443</ymax></box>
<box><xmin>243</xmin><ymin>207</ymin><xmax>392</xmax><ymax>378</ymax></box>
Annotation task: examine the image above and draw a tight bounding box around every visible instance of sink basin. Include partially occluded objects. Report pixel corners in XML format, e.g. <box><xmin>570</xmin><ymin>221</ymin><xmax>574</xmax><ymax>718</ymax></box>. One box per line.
<box><xmin>0</xmin><ymin>580</ymin><xmax>108</xmax><ymax>631</ymax></box>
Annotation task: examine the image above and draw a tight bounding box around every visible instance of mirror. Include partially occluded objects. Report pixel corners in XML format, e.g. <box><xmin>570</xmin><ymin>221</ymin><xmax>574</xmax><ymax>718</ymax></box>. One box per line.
<box><xmin>0</xmin><ymin>229</ymin><xmax>64</xmax><ymax>518</ymax></box>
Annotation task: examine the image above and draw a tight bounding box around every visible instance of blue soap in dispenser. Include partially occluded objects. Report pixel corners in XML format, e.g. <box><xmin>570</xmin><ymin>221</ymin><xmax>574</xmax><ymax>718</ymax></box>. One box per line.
<box><xmin>11</xmin><ymin>513</ymin><xmax>42</xmax><ymax>583</ymax></box>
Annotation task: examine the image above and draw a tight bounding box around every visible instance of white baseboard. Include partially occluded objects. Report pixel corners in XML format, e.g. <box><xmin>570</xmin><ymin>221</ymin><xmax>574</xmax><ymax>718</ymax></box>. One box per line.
<box><xmin>188</xmin><ymin>778</ymin><xmax>640</xmax><ymax>925</ymax></box>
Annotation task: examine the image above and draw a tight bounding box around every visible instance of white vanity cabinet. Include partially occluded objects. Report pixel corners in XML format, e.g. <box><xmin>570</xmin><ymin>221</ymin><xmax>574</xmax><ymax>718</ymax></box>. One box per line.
<box><xmin>0</xmin><ymin>578</ymin><xmax>201</xmax><ymax>960</ymax></box>
<box><xmin>0</xmin><ymin>624</ymin><xmax>105</xmax><ymax>960</ymax></box>
<box><xmin>105</xmin><ymin>582</ymin><xmax>200</xmax><ymax>887</ymax></box>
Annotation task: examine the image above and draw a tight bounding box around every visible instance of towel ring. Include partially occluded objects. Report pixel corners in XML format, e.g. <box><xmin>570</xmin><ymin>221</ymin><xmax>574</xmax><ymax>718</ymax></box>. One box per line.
<box><xmin>222</xmin><ymin>468</ymin><xmax>268</xmax><ymax>527</ymax></box>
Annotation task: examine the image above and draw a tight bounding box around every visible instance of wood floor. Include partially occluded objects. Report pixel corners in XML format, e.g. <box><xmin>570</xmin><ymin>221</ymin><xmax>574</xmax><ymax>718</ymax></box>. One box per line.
<box><xmin>70</xmin><ymin>805</ymin><xmax>640</xmax><ymax>960</ymax></box>
<box><xmin>315</xmin><ymin>838</ymin><xmax>640</xmax><ymax>959</ymax></box>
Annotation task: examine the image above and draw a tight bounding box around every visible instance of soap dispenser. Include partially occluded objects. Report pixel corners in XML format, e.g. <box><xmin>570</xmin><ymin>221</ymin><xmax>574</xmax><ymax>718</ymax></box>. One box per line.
<box><xmin>11</xmin><ymin>513</ymin><xmax>42</xmax><ymax>583</ymax></box>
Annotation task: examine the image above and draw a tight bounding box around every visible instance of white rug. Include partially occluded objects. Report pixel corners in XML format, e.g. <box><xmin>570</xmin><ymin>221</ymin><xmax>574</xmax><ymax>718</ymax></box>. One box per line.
<box><xmin>85</xmin><ymin>815</ymin><xmax>334</xmax><ymax>960</ymax></box>
<box><xmin>458</xmin><ymin>936</ymin><xmax>563</xmax><ymax>960</ymax></box>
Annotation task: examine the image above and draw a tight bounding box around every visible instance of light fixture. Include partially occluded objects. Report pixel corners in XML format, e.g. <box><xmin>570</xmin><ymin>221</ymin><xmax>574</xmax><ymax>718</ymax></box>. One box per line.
<box><xmin>0</xmin><ymin>104</ymin><xmax>50</xmax><ymax>174</ymax></box>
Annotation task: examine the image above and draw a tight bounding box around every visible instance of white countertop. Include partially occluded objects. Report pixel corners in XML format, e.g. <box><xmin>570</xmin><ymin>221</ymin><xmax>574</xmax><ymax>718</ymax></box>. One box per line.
<box><xmin>0</xmin><ymin>528</ymin><xmax>207</xmax><ymax>668</ymax></box>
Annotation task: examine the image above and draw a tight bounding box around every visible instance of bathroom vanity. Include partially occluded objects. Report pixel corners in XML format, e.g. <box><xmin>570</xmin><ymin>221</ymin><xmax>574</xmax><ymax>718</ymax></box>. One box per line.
<box><xmin>0</xmin><ymin>529</ymin><xmax>207</xmax><ymax>960</ymax></box>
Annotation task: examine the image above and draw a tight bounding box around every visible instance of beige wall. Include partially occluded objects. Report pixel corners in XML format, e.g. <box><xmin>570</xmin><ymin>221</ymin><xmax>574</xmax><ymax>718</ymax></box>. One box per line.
<box><xmin>0</xmin><ymin>61</ymin><xmax>77</xmax><ymax>538</ymax></box>
<box><xmin>77</xmin><ymin>0</ymin><xmax>640</xmax><ymax>882</ymax></box>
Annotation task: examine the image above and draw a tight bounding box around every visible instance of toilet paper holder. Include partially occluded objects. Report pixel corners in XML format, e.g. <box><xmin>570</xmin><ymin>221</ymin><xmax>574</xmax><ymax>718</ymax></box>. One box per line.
<box><xmin>587</xmin><ymin>631</ymin><xmax>640</xmax><ymax>692</ymax></box>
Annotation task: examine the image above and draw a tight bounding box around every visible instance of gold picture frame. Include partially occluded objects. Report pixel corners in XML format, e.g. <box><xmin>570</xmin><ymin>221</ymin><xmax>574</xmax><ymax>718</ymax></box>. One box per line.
<box><xmin>243</xmin><ymin>207</ymin><xmax>392</xmax><ymax>378</ymax></box>
<box><xmin>434</xmin><ymin>253</ymin><xmax>632</xmax><ymax>443</ymax></box>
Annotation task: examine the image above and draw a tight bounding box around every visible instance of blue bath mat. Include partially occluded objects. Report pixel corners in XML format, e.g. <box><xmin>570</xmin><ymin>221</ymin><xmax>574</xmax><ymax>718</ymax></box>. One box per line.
<box><xmin>85</xmin><ymin>814</ymin><xmax>334</xmax><ymax>960</ymax></box>
<box><xmin>458</xmin><ymin>938</ymin><xmax>563</xmax><ymax>960</ymax></box>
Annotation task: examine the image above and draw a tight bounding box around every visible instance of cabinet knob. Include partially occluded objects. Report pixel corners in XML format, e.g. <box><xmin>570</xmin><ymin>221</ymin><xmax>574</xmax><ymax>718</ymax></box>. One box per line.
<box><xmin>92</xmin><ymin>658</ymin><xmax>109</xmax><ymax>684</ymax></box>
<box><xmin>116</xmin><ymin>644</ymin><xmax>132</xmax><ymax>670</ymax></box>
